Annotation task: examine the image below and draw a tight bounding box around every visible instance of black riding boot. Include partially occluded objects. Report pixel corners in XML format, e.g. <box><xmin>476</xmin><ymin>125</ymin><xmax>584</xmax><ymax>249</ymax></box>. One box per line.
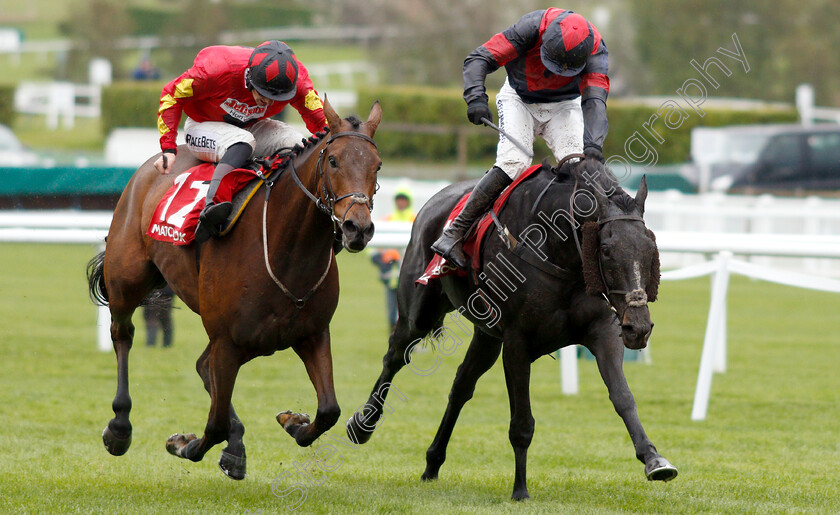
<box><xmin>431</xmin><ymin>166</ymin><xmax>512</xmax><ymax>269</ymax></box>
<box><xmin>194</xmin><ymin>163</ymin><xmax>235</xmax><ymax>244</ymax></box>
<box><xmin>194</xmin><ymin>142</ymin><xmax>252</xmax><ymax>244</ymax></box>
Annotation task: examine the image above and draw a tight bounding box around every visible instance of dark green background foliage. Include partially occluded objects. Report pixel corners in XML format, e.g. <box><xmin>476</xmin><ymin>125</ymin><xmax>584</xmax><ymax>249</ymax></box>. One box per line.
<box><xmin>101</xmin><ymin>82</ymin><xmax>167</xmax><ymax>135</ymax></box>
<box><xmin>0</xmin><ymin>85</ymin><xmax>15</xmax><ymax>126</ymax></box>
<box><xmin>357</xmin><ymin>87</ymin><xmax>797</xmax><ymax>164</ymax></box>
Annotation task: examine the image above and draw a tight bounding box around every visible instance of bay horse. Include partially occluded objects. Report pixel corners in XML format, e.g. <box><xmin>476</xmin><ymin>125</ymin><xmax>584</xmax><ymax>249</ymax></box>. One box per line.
<box><xmin>346</xmin><ymin>156</ymin><xmax>678</xmax><ymax>500</ymax></box>
<box><xmin>87</xmin><ymin>98</ymin><xmax>382</xmax><ymax>480</ymax></box>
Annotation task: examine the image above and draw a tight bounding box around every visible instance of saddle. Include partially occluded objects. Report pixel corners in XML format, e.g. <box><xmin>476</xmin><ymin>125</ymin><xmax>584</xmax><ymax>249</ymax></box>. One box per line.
<box><xmin>147</xmin><ymin>161</ymin><xmax>278</xmax><ymax>246</ymax></box>
<box><xmin>417</xmin><ymin>164</ymin><xmax>543</xmax><ymax>285</ymax></box>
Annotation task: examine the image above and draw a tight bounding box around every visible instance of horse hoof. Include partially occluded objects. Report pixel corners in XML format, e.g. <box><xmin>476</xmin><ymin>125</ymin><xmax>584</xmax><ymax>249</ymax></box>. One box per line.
<box><xmin>276</xmin><ymin>410</ymin><xmax>311</xmax><ymax>430</ymax></box>
<box><xmin>420</xmin><ymin>470</ymin><xmax>438</xmax><ymax>481</ymax></box>
<box><xmin>166</xmin><ymin>433</ymin><xmax>197</xmax><ymax>458</ymax></box>
<box><xmin>102</xmin><ymin>425</ymin><xmax>132</xmax><ymax>456</ymax></box>
<box><xmin>511</xmin><ymin>489</ymin><xmax>530</xmax><ymax>501</ymax></box>
<box><xmin>218</xmin><ymin>450</ymin><xmax>246</xmax><ymax>480</ymax></box>
<box><xmin>345</xmin><ymin>415</ymin><xmax>373</xmax><ymax>445</ymax></box>
<box><xmin>646</xmin><ymin>457</ymin><xmax>679</xmax><ymax>482</ymax></box>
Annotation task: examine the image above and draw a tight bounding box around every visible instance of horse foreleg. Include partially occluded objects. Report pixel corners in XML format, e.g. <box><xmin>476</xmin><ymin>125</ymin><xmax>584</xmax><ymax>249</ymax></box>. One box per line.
<box><xmin>422</xmin><ymin>330</ymin><xmax>502</xmax><ymax>481</ymax></box>
<box><xmin>590</xmin><ymin>340</ymin><xmax>678</xmax><ymax>482</ymax></box>
<box><xmin>195</xmin><ymin>343</ymin><xmax>247</xmax><ymax>480</ymax></box>
<box><xmin>503</xmin><ymin>339</ymin><xmax>534</xmax><ymax>501</ymax></box>
<box><xmin>167</xmin><ymin>341</ymin><xmax>241</xmax><ymax>463</ymax></box>
<box><xmin>102</xmin><ymin>314</ymin><xmax>135</xmax><ymax>456</ymax></box>
<box><xmin>277</xmin><ymin>329</ymin><xmax>340</xmax><ymax>447</ymax></box>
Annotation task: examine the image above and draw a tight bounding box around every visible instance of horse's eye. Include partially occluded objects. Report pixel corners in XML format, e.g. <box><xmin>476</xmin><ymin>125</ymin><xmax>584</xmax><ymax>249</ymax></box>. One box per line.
<box><xmin>601</xmin><ymin>244</ymin><xmax>610</xmax><ymax>257</ymax></box>
<box><xmin>328</xmin><ymin>156</ymin><xmax>338</xmax><ymax>168</ymax></box>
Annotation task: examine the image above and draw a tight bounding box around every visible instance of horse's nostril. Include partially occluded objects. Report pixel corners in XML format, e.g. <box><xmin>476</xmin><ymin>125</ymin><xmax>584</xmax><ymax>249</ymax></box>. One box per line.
<box><xmin>341</xmin><ymin>220</ymin><xmax>359</xmax><ymax>236</ymax></box>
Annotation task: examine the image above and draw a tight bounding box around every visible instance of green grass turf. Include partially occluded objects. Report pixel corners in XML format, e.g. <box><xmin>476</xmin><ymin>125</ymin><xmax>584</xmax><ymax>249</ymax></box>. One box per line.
<box><xmin>1</xmin><ymin>242</ymin><xmax>839</xmax><ymax>513</ymax></box>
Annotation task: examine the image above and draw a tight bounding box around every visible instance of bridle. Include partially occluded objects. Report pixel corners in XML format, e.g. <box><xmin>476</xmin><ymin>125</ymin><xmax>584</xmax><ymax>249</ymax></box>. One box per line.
<box><xmin>255</xmin><ymin>129</ymin><xmax>378</xmax><ymax>309</ymax></box>
<box><xmin>565</xmin><ymin>157</ymin><xmax>648</xmax><ymax>313</ymax></box>
<box><xmin>288</xmin><ymin>130</ymin><xmax>377</xmax><ymax>227</ymax></box>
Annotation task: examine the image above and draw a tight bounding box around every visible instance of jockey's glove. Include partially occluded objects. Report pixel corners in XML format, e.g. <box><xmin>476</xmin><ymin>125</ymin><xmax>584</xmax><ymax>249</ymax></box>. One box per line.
<box><xmin>584</xmin><ymin>145</ymin><xmax>605</xmax><ymax>163</ymax></box>
<box><xmin>467</xmin><ymin>100</ymin><xmax>492</xmax><ymax>126</ymax></box>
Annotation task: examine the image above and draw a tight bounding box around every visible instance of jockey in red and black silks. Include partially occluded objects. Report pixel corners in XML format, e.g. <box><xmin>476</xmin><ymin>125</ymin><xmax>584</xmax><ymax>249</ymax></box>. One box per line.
<box><xmin>432</xmin><ymin>8</ymin><xmax>610</xmax><ymax>270</ymax></box>
<box><xmin>155</xmin><ymin>41</ymin><xmax>327</xmax><ymax>243</ymax></box>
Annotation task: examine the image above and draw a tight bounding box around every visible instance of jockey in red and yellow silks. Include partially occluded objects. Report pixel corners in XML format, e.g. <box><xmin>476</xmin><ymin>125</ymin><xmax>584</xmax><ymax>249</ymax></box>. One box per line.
<box><xmin>155</xmin><ymin>40</ymin><xmax>327</xmax><ymax>243</ymax></box>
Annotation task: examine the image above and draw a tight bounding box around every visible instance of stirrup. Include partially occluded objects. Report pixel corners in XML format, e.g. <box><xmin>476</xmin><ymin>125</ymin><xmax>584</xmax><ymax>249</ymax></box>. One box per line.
<box><xmin>195</xmin><ymin>202</ymin><xmax>232</xmax><ymax>244</ymax></box>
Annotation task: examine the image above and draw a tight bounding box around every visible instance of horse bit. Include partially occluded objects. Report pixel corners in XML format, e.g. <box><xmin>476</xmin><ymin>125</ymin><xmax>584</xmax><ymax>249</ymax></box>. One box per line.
<box><xmin>257</xmin><ymin>130</ymin><xmax>378</xmax><ymax>308</ymax></box>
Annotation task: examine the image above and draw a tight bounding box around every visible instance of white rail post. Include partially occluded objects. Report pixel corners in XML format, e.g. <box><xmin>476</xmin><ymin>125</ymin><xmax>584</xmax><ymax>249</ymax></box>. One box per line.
<box><xmin>560</xmin><ymin>346</ymin><xmax>579</xmax><ymax>395</ymax></box>
<box><xmin>692</xmin><ymin>251</ymin><xmax>732</xmax><ymax>421</ymax></box>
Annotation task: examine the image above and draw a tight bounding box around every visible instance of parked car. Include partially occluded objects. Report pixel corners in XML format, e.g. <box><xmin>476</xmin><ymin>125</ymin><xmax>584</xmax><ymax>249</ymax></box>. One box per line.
<box><xmin>709</xmin><ymin>124</ymin><xmax>840</xmax><ymax>195</ymax></box>
<box><xmin>0</xmin><ymin>123</ymin><xmax>41</xmax><ymax>167</ymax></box>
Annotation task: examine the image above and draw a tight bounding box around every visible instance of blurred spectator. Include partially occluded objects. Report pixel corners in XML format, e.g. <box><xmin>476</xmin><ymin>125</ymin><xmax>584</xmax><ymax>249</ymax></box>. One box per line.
<box><xmin>133</xmin><ymin>55</ymin><xmax>161</xmax><ymax>81</ymax></box>
<box><xmin>143</xmin><ymin>285</ymin><xmax>175</xmax><ymax>347</ymax></box>
<box><xmin>370</xmin><ymin>188</ymin><xmax>416</xmax><ymax>330</ymax></box>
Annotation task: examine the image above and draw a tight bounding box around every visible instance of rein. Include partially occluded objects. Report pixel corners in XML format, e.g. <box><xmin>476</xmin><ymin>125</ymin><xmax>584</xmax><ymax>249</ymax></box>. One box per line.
<box><xmin>255</xmin><ymin>129</ymin><xmax>377</xmax><ymax>308</ymax></box>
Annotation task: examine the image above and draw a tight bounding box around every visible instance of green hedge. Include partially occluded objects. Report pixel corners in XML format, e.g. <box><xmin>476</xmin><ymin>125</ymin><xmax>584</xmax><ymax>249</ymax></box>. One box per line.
<box><xmin>126</xmin><ymin>2</ymin><xmax>312</xmax><ymax>36</ymax></box>
<box><xmin>0</xmin><ymin>84</ymin><xmax>15</xmax><ymax>127</ymax></box>
<box><xmin>101</xmin><ymin>81</ymin><xmax>166</xmax><ymax>135</ymax></box>
<box><xmin>358</xmin><ymin>86</ymin><xmax>798</xmax><ymax>164</ymax></box>
<box><xmin>603</xmin><ymin>100</ymin><xmax>798</xmax><ymax>165</ymax></box>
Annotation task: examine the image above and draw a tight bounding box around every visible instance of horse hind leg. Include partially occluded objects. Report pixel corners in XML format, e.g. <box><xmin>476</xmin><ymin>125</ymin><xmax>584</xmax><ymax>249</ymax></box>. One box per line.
<box><xmin>503</xmin><ymin>339</ymin><xmax>535</xmax><ymax>501</ymax></box>
<box><xmin>345</xmin><ymin>305</ymin><xmax>445</xmax><ymax>445</ymax></box>
<box><xmin>422</xmin><ymin>330</ymin><xmax>502</xmax><ymax>481</ymax></box>
<box><xmin>194</xmin><ymin>343</ymin><xmax>247</xmax><ymax>480</ymax></box>
<box><xmin>166</xmin><ymin>340</ymin><xmax>242</xmax><ymax>464</ymax></box>
<box><xmin>95</xmin><ymin>252</ymin><xmax>160</xmax><ymax>456</ymax></box>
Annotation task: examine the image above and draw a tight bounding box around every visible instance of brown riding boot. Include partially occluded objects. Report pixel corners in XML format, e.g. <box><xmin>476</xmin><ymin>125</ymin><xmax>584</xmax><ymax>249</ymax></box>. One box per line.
<box><xmin>431</xmin><ymin>166</ymin><xmax>512</xmax><ymax>269</ymax></box>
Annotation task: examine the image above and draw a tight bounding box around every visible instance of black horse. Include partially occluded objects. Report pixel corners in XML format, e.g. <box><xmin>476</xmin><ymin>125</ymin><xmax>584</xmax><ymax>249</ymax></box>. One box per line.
<box><xmin>346</xmin><ymin>156</ymin><xmax>677</xmax><ymax>500</ymax></box>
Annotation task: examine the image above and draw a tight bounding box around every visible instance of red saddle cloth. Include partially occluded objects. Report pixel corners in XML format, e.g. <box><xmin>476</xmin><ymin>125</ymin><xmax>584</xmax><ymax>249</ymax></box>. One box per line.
<box><xmin>417</xmin><ymin>164</ymin><xmax>542</xmax><ymax>285</ymax></box>
<box><xmin>147</xmin><ymin>163</ymin><xmax>259</xmax><ymax>245</ymax></box>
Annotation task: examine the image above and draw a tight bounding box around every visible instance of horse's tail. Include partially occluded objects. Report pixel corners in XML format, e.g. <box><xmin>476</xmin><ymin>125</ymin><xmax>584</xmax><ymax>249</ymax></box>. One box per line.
<box><xmin>86</xmin><ymin>250</ymin><xmax>109</xmax><ymax>306</ymax></box>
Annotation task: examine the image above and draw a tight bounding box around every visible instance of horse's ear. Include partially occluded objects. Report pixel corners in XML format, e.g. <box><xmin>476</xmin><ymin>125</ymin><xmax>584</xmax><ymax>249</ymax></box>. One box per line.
<box><xmin>635</xmin><ymin>175</ymin><xmax>648</xmax><ymax>216</ymax></box>
<box><xmin>365</xmin><ymin>100</ymin><xmax>382</xmax><ymax>135</ymax></box>
<box><xmin>323</xmin><ymin>94</ymin><xmax>342</xmax><ymax>132</ymax></box>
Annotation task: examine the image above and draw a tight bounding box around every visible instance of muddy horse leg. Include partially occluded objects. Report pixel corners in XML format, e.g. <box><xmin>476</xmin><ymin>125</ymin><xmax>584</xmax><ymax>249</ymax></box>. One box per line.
<box><xmin>166</xmin><ymin>340</ymin><xmax>242</xmax><ymax>463</ymax></box>
<box><xmin>589</xmin><ymin>339</ymin><xmax>678</xmax><ymax>482</ymax></box>
<box><xmin>422</xmin><ymin>330</ymin><xmax>502</xmax><ymax>481</ymax></box>
<box><xmin>194</xmin><ymin>343</ymin><xmax>247</xmax><ymax>480</ymax></box>
<box><xmin>276</xmin><ymin>328</ymin><xmax>340</xmax><ymax>447</ymax></box>
<box><xmin>502</xmin><ymin>338</ymin><xmax>534</xmax><ymax>501</ymax></box>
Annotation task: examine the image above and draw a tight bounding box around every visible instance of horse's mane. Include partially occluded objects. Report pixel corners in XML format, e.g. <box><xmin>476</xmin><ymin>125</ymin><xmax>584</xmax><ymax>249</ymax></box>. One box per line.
<box><xmin>550</xmin><ymin>158</ymin><xmax>637</xmax><ymax>215</ymax></box>
<box><xmin>257</xmin><ymin>115</ymin><xmax>363</xmax><ymax>174</ymax></box>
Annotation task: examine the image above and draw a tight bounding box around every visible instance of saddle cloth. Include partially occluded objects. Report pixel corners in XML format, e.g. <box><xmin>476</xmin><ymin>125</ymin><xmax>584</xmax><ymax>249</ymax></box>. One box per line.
<box><xmin>417</xmin><ymin>164</ymin><xmax>542</xmax><ymax>285</ymax></box>
<box><xmin>147</xmin><ymin>163</ymin><xmax>273</xmax><ymax>245</ymax></box>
